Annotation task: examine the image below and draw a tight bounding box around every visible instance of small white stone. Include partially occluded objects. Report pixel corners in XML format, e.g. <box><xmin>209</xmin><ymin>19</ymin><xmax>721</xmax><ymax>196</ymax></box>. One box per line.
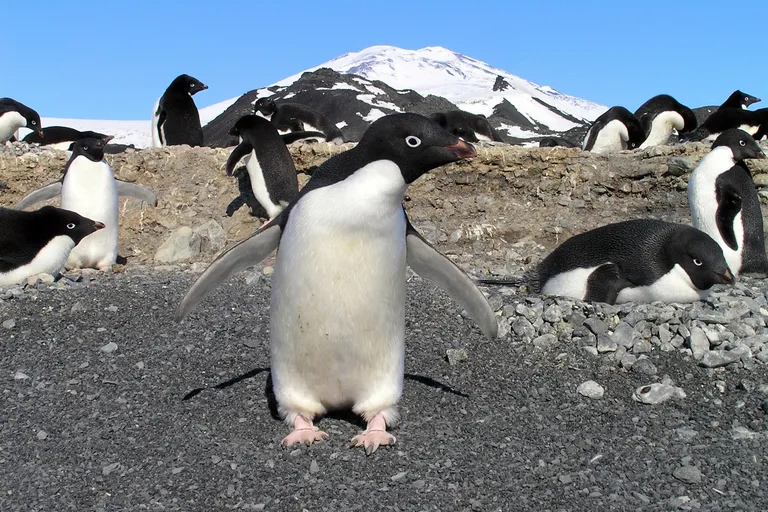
<box><xmin>577</xmin><ymin>380</ymin><xmax>605</xmax><ymax>399</ymax></box>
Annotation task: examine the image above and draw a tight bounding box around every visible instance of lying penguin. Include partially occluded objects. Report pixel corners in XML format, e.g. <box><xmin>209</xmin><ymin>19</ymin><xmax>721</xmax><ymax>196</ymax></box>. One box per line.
<box><xmin>176</xmin><ymin>113</ymin><xmax>497</xmax><ymax>454</ymax></box>
<box><xmin>688</xmin><ymin>129</ymin><xmax>768</xmax><ymax>277</ymax></box>
<box><xmin>478</xmin><ymin>220</ymin><xmax>733</xmax><ymax>304</ymax></box>
<box><xmin>0</xmin><ymin>206</ymin><xmax>103</xmax><ymax>287</ymax></box>
<box><xmin>15</xmin><ymin>137</ymin><xmax>157</xmax><ymax>270</ymax></box>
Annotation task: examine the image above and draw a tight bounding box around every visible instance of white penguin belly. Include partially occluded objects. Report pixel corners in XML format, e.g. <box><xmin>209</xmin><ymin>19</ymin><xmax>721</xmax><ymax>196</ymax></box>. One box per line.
<box><xmin>540</xmin><ymin>266</ymin><xmax>600</xmax><ymax>300</ymax></box>
<box><xmin>0</xmin><ymin>236</ymin><xmax>75</xmax><ymax>286</ymax></box>
<box><xmin>688</xmin><ymin>148</ymin><xmax>744</xmax><ymax>274</ymax></box>
<box><xmin>61</xmin><ymin>159</ymin><xmax>119</xmax><ymax>269</ymax></box>
<box><xmin>0</xmin><ymin>111</ymin><xmax>26</xmax><ymax>142</ymax></box>
<box><xmin>245</xmin><ymin>152</ymin><xmax>282</xmax><ymax>219</ymax></box>
<box><xmin>615</xmin><ymin>264</ymin><xmax>709</xmax><ymax>303</ymax></box>
<box><xmin>589</xmin><ymin>120</ymin><xmax>629</xmax><ymax>154</ymax></box>
<box><xmin>269</xmin><ymin>160</ymin><xmax>408</xmax><ymax>417</ymax></box>
<box><xmin>639</xmin><ymin>111</ymin><xmax>684</xmax><ymax>149</ymax></box>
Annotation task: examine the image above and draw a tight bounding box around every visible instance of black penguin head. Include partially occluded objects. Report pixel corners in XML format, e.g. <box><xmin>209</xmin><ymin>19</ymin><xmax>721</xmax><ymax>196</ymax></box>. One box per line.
<box><xmin>679</xmin><ymin>105</ymin><xmax>698</xmax><ymax>133</ymax></box>
<box><xmin>39</xmin><ymin>206</ymin><xmax>105</xmax><ymax>244</ymax></box>
<box><xmin>170</xmin><ymin>74</ymin><xmax>208</xmax><ymax>96</ymax></box>
<box><xmin>712</xmin><ymin>129</ymin><xmax>766</xmax><ymax>161</ymax></box>
<box><xmin>253</xmin><ymin>98</ymin><xmax>277</xmax><ymax>115</ymax></box>
<box><xmin>3</xmin><ymin>98</ymin><xmax>43</xmax><ymax>136</ymax></box>
<box><xmin>229</xmin><ymin>115</ymin><xmax>271</xmax><ymax>137</ymax></box>
<box><xmin>356</xmin><ymin>113</ymin><xmax>477</xmax><ymax>184</ymax></box>
<box><xmin>626</xmin><ymin>118</ymin><xmax>647</xmax><ymax>149</ymax></box>
<box><xmin>69</xmin><ymin>136</ymin><xmax>113</xmax><ymax>161</ymax></box>
<box><xmin>672</xmin><ymin>230</ymin><xmax>734</xmax><ymax>290</ymax></box>
<box><xmin>730</xmin><ymin>90</ymin><xmax>761</xmax><ymax>108</ymax></box>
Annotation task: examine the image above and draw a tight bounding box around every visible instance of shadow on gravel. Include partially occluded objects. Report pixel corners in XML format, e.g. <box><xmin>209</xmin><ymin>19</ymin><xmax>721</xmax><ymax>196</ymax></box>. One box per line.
<box><xmin>182</xmin><ymin>368</ymin><xmax>469</xmax><ymax>426</ymax></box>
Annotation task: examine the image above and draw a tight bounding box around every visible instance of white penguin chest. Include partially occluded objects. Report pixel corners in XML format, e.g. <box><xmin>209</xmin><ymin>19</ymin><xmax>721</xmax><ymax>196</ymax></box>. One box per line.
<box><xmin>588</xmin><ymin>119</ymin><xmax>629</xmax><ymax>154</ymax></box>
<box><xmin>61</xmin><ymin>158</ymin><xmax>119</xmax><ymax>268</ymax></box>
<box><xmin>688</xmin><ymin>148</ymin><xmax>743</xmax><ymax>273</ymax></box>
<box><xmin>269</xmin><ymin>160</ymin><xmax>409</xmax><ymax>408</ymax></box>
<box><xmin>0</xmin><ymin>111</ymin><xmax>26</xmax><ymax>142</ymax></box>
<box><xmin>639</xmin><ymin>111</ymin><xmax>684</xmax><ymax>149</ymax></box>
<box><xmin>245</xmin><ymin>151</ymin><xmax>282</xmax><ymax>218</ymax></box>
<box><xmin>0</xmin><ymin>236</ymin><xmax>75</xmax><ymax>287</ymax></box>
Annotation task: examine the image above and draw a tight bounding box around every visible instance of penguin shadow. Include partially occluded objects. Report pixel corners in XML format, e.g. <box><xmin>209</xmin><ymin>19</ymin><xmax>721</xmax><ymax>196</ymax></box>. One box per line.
<box><xmin>225</xmin><ymin>166</ymin><xmax>268</xmax><ymax>218</ymax></box>
<box><xmin>182</xmin><ymin>368</ymin><xmax>468</xmax><ymax>426</ymax></box>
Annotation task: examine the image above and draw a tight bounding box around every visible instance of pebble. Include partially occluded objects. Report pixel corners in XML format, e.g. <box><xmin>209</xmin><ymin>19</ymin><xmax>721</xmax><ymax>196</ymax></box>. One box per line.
<box><xmin>688</xmin><ymin>327</ymin><xmax>710</xmax><ymax>361</ymax></box>
<box><xmin>532</xmin><ymin>334</ymin><xmax>557</xmax><ymax>349</ymax></box>
<box><xmin>36</xmin><ymin>430</ymin><xmax>48</xmax><ymax>441</ymax></box>
<box><xmin>632</xmin><ymin>382</ymin><xmax>686</xmax><ymax>404</ymax></box>
<box><xmin>446</xmin><ymin>348</ymin><xmax>469</xmax><ymax>365</ymax></box>
<box><xmin>631</xmin><ymin>357</ymin><xmax>658</xmax><ymax>376</ymax></box>
<box><xmin>596</xmin><ymin>334</ymin><xmax>617</xmax><ymax>353</ymax></box>
<box><xmin>14</xmin><ymin>371</ymin><xmax>29</xmax><ymax>380</ymax></box>
<box><xmin>2</xmin><ymin>319</ymin><xmax>16</xmax><ymax>329</ymax></box>
<box><xmin>577</xmin><ymin>380</ymin><xmax>604</xmax><ymax>399</ymax></box>
<box><xmin>672</xmin><ymin>465</ymin><xmax>702</xmax><ymax>484</ymax></box>
<box><xmin>583</xmin><ymin>318</ymin><xmax>607</xmax><ymax>335</ymax></box>
<box><xmin>309</xmin><ymin>460</ymin><xmax>319</xmax><ymax>474</ymax></box>
<box><xmin>699</xmin><ymin>346</ymin><xmax>750</xmax><ymax>368</ymax></box>
<box><xmin>100</xmin><ymin>342</ymin><xmax>118</xmax><ymax>354</ymax></box>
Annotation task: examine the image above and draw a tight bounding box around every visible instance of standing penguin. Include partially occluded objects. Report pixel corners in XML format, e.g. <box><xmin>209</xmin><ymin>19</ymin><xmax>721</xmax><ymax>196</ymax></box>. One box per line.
<box><xmin>582</xmin><ymin>106</ymin><xmax>646</xmax><ymax>154</ymax></box>
<box><xmin>0</xmin><ymin>206</ymin><xmax>104</xmax><ymax>287</ymax></box>
<box><xmin>254</xmin><ymin>98</ymin><xmax>344</xmax><ymax>144</ymax></box>
<box><xmin>0</xmin><ymin>98</ymin><xmax>43</xmax><ymax>143</ymax></box>
<box><xmin>634</xmin><ymin>94</ymin><xmax>697</xmax><ymax>148</ymax></box>
<box><xmin>151</xmin><ymin>74</ymin><xmax>208</xmax><ymax>147</ymax></box>
<box><xmin>176</xmin><ymin>113</ymin><xmax>498</xmax><ymax>454</ymax></box>
<box><xmin>479</xmin><ymin>220</ymin><xmax>733</xmax><ymax>304</ymax></box>
<box><xmin>225</xmin><ymin>115</ymin><xmax>300</xmax><ymax>220</ymax></box>
<box><xmin>688</xmin><ymin>129</ymin><xmax>768</xmax><ymax>276</ymax></box>
<box><xmin>15</xmin><ymin>137</ymin><xmax>158</xmax><ymax>270</ymax></box>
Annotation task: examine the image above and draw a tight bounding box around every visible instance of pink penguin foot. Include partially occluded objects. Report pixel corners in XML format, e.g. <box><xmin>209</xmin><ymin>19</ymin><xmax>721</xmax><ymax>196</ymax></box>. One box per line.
<box><xmin>281</xmin><ymin>416</ymin><xmax>328</xmax><ymax>448</ymax></box>
<box><xmin>349</xmin><ymin>413</ymin><xmax>396</xmax><ymax>455</ymax></box>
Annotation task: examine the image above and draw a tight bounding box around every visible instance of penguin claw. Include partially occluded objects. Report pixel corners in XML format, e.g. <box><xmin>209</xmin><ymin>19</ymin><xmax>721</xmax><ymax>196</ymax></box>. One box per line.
<box><xmin>349</xmin><ymin>429</ymin><xmax>396</xmax><ymax>456</ymax></box>
<box><xmin>281</xmin><ymin>427</ymin><xmax>328</xmax><ymax>448</ymax></box>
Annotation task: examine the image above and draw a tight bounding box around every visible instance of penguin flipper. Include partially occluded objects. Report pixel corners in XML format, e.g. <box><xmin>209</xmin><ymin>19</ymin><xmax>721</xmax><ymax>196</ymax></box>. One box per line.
<box><xmin>583</xmin><ymin>263</ymin><xmax>632</xmax><ymax>305</ymax></box>
<box><xmin>226</xmin><ymin>142</ymin><xmax>253</xmax><ymax>176</ymax></box>
<box><xmin>15</xmin><ymin>182</ymin><xmax>62</xmax><ymax>210</ymax></box>
<box><xmin>405</xmin><ymin>218</ymin><xmax>498</xmax><ymax>339</ymax></box>
<box><xmin>715</xmin><ymin>181</ymin><xmax>742</xmax><ymax>250</ymax></box>
<box><xmin>175</xmin><ymin>223</ymin><xmax>282</xmax><ymax>320</ymax></box>
<box><xmin>116</xmin><ymin>181</ymin><xmax>158</xmax><ymax>206</ymax></box>
<box><xmin>281</xmin><ymin>131</ymin><xmax>326</xmax><ymax>145</ymax></box>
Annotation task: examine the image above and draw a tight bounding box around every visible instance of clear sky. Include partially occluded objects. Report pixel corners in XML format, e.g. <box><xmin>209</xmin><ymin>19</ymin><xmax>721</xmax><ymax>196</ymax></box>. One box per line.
<box><xmin>3</xmin><ymin>1</ymin><xmax>766</xmax><ymax>120</ymax></box>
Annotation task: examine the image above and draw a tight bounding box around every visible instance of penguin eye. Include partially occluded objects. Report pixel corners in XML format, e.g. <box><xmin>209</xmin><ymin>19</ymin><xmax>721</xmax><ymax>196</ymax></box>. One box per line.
<box><xmin>66</xmin><ymin>223</ymin><xmax>76</xmax><ymax>230</ymax></box>
<box><xmin>745</xmin><ymin>97</ymin><xmax>749</xmax><ymax>101</ymax></box>
<box><xmin>83</xmin><ymin>145</ymin><xmax>89</xmax><ymax>150</ymax></box>
<box><xmin>739</xmin><ymin>140</ymin><xmax>746</xmax><ymax>147</ymax></box>
<box><xmin>405</xmin><ymin>136</ymin><xmax>421</xmax><ymax>148</ymax></box>
<box><xmin>692</xmin><ymin>258</ymin><xmax>703</xmax><ymax>266</ymax></box>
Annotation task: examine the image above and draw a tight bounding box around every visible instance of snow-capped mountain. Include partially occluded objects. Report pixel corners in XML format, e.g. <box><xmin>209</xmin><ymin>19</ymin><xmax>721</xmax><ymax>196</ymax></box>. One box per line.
<box><xmin>23</xmin><ymin>46</ymin><xmax>605</xmax><ymax>147</ymax></box>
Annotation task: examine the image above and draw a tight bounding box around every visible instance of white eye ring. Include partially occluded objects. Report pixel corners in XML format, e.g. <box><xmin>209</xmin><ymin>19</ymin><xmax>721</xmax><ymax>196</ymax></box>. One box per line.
<box><xmin>739</xmin><ymin>140</ymin><xmax>746</xmax><ymax>146</ymax></box>
<box><xmin>745</xmin><ymin>97</ymin><xmax>749</xmax><ymax>101</ymax></box>
<box><xmin>693</xmin><ymin>258</ymin><xmax>702</xmax><ymax>266</ymax></box>
<box><xmin>405</xmin><ymin>135</ymin><xmax>421</xmax><ymax>148</ymax></box>
<box><xmin>66</xmin><ymin>223</ymin><xmax>76</xmax><ymax>229</ymax></box>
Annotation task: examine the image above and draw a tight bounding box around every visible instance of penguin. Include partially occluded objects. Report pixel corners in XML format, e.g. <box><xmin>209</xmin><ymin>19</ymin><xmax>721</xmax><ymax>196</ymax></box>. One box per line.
<box><xmin>176</xmin><ymin>113</ymin><xmax>498</xmax><ymax>454</ymax></box>
<box><xmin>254</xmin><ymin>98</ymin><xmax>344</xmax><ymax>144</ymax></box>
<box><xmin>429</xmin><ymin>110</ymin><xmax>505</xmax><ymax>143</ymax></box>
<box><xmin>151</xmin><ymin>74</ymin><xmax>208</xmax><ymax>147</ymax></box>
<box><xmin>634</xmin><ymin>94</ymin><xmax>697</xmax><ymax>148</ymax></box>
<box><xmin>687</xmin><ymin>129</ymin><xmax>768</xmax><ymax>277</ymax></box>
<box><xmin>480</xmin><ymin>220</ymin><xmax>733</xmax><ymax>304</ymax></box>
<box><xmin>582</xmin><ymin>106</ymin><xmax>646</xmax><ymax>154</ymax></box>
<box><xmin>15</xmin><ymin>137</ymin><xmax>158</xmax><ymax>270</ymax></box>
<box><xmin>225</xmin><ymin>115</ymin><xmax>300</xmax><ymax>221</ymax></box>
<box><xmin>0</xmin><ymin>206</ymin><xmax>104</xmax><ymax>287</ymax></box>
<box><xmin>685</xmin><ymin>107</ymin><xmax>768</xmax><ymax>142</ymax></box>
<box><xmin>539</xmin><ymin>137</ymin><xmax>578</xmax><ymax>148</ymax></box>
<box><xmin>0</xmin><ymin>98</ymin><xmax>43</xmax><ymax>143</ymax></box>
<box><xmin>22</xmin><ymin>126</ymin><xmax>110</xmax><ymax>150</ymax></box>
<box><xmin>721</xmin><ymin>90</ymin><xmax>761</xmax><ymax>110</ymax></box>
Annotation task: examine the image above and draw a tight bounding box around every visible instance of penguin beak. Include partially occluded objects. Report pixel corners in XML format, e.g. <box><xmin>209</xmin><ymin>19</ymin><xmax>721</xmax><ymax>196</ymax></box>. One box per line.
<box><xmin>721</xmin><ymin>267</ymin><xmax>735</xmax><ymax>284</ymax></box>
<box><xmin>94</xmin><ymin>222</ymin><xmax>106</xmax><ymax>230</ymax></box>
<box><xmin>444</xmin><ymin>139</ymin><xmax>477</xmax><ymax>159</ymax></box>
<box><xmin>754</xmin><ymin>148</ymin><xmax>766</xmax><ymax>159</ymax></box>
<box><xmin>103</xmin><ymin>135</ymin><xmax>115</xmax><ymax>144</ymax></box>
<box><xmin>35</xmin><ymin>127</ymin><xmax>44</xmax><ymax>137</ymax></box>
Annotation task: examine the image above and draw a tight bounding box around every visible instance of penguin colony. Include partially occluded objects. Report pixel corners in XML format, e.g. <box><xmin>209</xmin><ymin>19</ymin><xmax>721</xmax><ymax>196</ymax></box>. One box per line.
<box><xmin>2</xmin><ymin>72</ymin><xmax>768</xmax><ymax>454</ymax></box>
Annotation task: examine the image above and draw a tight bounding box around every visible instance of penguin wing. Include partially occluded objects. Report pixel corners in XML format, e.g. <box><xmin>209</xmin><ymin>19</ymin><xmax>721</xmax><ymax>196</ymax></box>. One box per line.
<box><xmin>15</xmin><ymin>182</ymin><xmax>63</xmax><ymax>210</ymax></box>
<box><xmin>175</xmin><ymin>222</ymin><xmax>282</xmax><ymax>320</ymax></box>
<box><xmin>715</xmin><ymin>180</ymin><xmax>743</xmax><ymax>250</ymax></box>
<box><xmin>116</xmin><ymin>181</ymin><xmax>158</xmax><ymax>206</ymax></box>
<box><xmin>226</xmin><ymin>142</ymin><xmax>253</xmax><ymax>176</ymax></box>
<box><xmin>405</xmin><ymin>217</ymin><xmax>498</xmax><ymax>339</ymax></box>
<box><xmin>583</xmin><ymin>263</ymin><xmax>633</xmax><ymax>305</ymax></box>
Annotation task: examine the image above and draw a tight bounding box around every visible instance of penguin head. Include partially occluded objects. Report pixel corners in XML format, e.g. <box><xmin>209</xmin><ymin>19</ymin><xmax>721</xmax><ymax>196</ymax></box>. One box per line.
<box><xmin>712</xmin><ymin>129</ymin><xmax>765</xmax><ymax>161</ymax></box>
<box><xmin>69</xmin><ymin>136</ymin><xmax>113</xmax><ymax>162</ymax></box>
<box><xmin>171</xmin><ymin>74</ymin><xmax>208</xmax><ymax>96</ymax></box>
<box><xmin>5</xmin><ymin>99</ymin><xmax>43</xmax><ymax>137</ymax></box>
<box><xmin>678</xmin><ymin>105</ymin><xmax>698</xmax><ymax>134</ymax></box>
<box><xmin>253</xmin><ymin>98</ymin><xmax>278</xmax><ymax>116</ymax></box>
<box><xmin>356</xmin><ymin>113</ymin><xmax>477</xmax><ymax>184</ymax></box>
<box><xmin>672</xmin><ymin>230</ymin><xmax>734</xmax><ymax>290</ymax></box>
<box><xmin>229</xmin><ymin>115</ymin><xmax>271</xmax><ymax>137</ymax></box>
<box><xmin>733</xmin><ymin>90</ymin><xmax>761</xmax><ymax>108</ymax></box>
<box><xmin>626</xmin><ymin>117</ymin><xmax>647</xmax><ymax>149</ymax></box>
<box><xmin>40</xmin><ymin>206</ymin><xmax>105</xmax><ymax>244</ymax></box>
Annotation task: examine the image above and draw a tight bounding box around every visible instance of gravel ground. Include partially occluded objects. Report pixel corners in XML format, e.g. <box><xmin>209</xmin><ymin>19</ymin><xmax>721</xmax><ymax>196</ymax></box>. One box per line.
<box><xmin>1</xmin><ymin>268</ymin><xmax>767</xmax><ymax>511</ymax></box>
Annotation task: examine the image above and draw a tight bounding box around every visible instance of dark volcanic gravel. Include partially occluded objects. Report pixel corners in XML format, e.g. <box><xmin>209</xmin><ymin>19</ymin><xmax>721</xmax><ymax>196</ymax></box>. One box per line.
<box><xmin>1</xmin><ymin>270</ymin><xmax>767</xmax><ymax>511</ymax></box>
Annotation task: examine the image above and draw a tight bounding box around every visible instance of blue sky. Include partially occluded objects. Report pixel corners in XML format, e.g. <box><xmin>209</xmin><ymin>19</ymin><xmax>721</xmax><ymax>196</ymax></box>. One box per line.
<box><xmin>3</xmin><ymin>1</ymin><xmax>766</xmax><ymax>120</ymax></box>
